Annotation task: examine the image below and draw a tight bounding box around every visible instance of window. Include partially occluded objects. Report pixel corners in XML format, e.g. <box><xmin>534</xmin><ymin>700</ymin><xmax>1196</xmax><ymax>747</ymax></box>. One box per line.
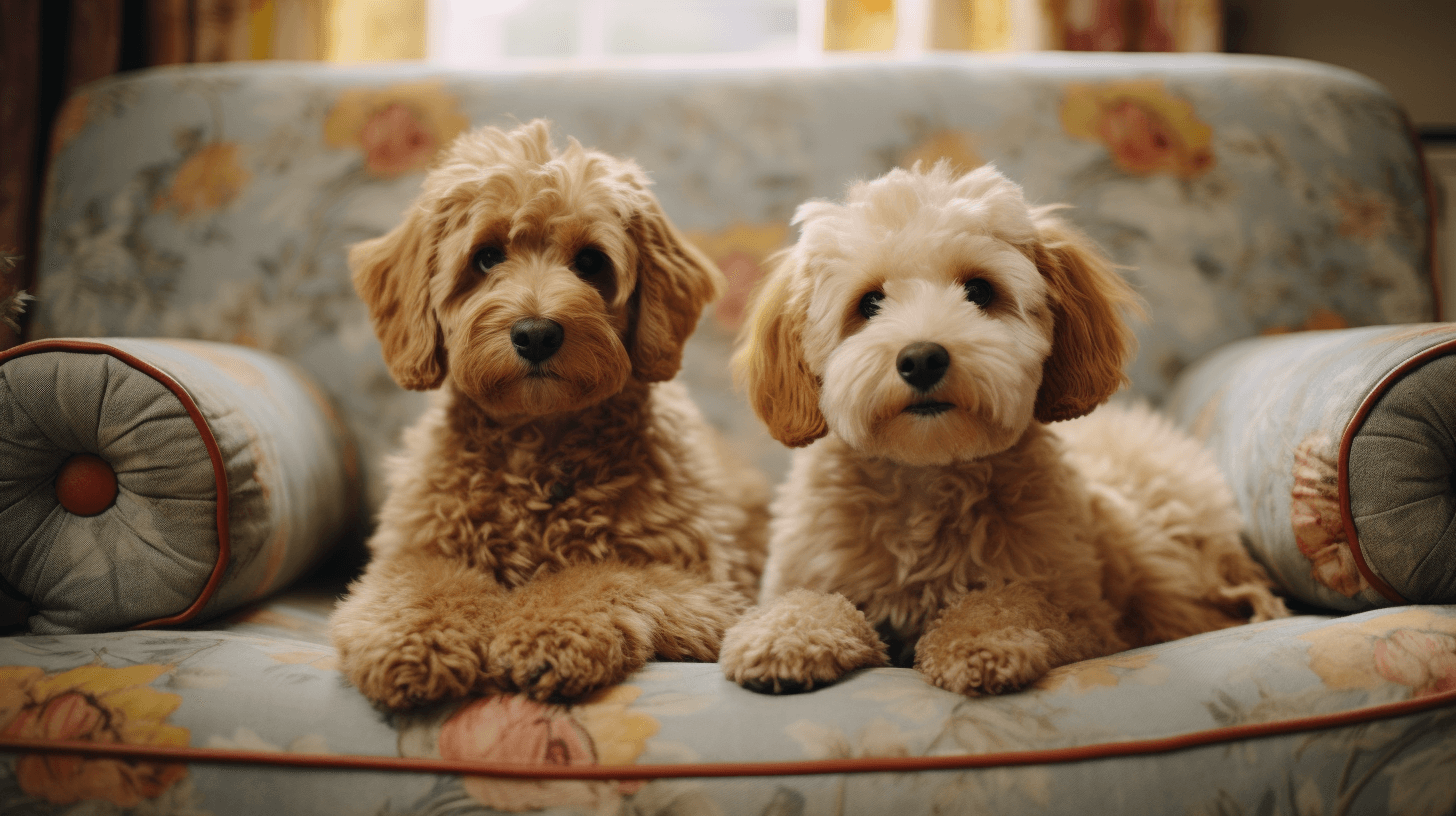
<box><xmin>427</xmin><ymin>0</ymin><xmax>808</xmax><ymax>66</ymax></box>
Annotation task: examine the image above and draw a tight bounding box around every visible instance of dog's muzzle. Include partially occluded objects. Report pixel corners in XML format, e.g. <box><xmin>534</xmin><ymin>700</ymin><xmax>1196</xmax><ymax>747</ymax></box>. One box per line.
<box><xmin>511</xmin><ymin>317</ymin><xmax>565</xmax><ymax>363</ymax></box>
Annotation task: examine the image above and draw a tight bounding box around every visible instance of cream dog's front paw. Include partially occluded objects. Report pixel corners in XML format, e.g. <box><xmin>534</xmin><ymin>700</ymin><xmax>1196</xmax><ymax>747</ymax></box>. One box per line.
<box><xmin>720</xmin><ymin>589</ymin><xmax>888</xmax><ymax>694</ymax></box>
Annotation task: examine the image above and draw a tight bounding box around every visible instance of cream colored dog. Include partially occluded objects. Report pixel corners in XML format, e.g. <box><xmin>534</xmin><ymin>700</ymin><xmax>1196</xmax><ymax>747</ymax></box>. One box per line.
<box><xmin>329</xmin><ymin>121</ymin><xmax>767</xmax><ymax>709</ymax></box>
<box><xmin>719</xmin><ymin>163</ymin><xmax>1286</xmax><ymax>696</ymax></box>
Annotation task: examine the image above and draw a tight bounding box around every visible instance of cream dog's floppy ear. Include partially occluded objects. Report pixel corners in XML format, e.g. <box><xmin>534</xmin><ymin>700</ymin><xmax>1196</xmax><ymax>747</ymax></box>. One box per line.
<box><xmin>732</xmin><ymin>254</ymin><xmax>827</xmax><ymax>447</ymax></box>
<box><xmin>1030</xmin><ymin>211</ymin><xmax>1141</xmax><ymax>423</ymax></box>
<box><xmin>626</xmin><ymin>194</ymin><xmax>724</xmax><ymax>382</ymax></box>
<box><xmin>350</xmin><ymin>204</ymin><xmax>448</xmax><ymax>390</ymax></box>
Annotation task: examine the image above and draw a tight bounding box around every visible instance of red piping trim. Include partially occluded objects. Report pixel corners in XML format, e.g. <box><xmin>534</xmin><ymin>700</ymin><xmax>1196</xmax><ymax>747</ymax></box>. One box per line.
<box><xmin>1338</xmin><ymin>337</ymin><xmax>1456</xmax><ymax>605</ymax></box>
<box><xmin>0</xmin><ymin>339</ymin><xmax>231</xmax><ymax>628</ymax></box>
<box><xmin>1</xmin><ymin>687</ymin><xmax>1454</xmax><ymax>780</ymax></box>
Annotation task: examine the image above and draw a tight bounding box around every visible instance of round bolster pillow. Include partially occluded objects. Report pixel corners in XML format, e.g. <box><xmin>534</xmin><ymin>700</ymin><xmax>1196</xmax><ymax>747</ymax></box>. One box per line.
<box><xmin>0</xmin><ymin>338</ymin><xmax>358</xmax><ymax>633</ymax></box>
<box><xmin>1166</xmin><ymin>324</ymin><xmax>1456</xmax><ymax>611</ymax></box>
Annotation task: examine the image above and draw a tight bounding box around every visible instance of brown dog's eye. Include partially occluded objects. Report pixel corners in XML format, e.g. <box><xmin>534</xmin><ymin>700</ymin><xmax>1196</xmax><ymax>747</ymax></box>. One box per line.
<box><xmin>573</xmin><ymin>247</ymin><xmax>611</xmax><ymax>278</ymax></box>
<box><xmin>858</xmin><ymin>291</ymin><xmax>885</xmax><ymax>320</ymax></box>
<box><xmin>474</xmin><ymin>246</ymin><xmax>506</xmax><ymax>273</ymax></box>
<box><xmin>963</xmin><ymin>278</ymin><xmax>995</xmax><ymax>308</ymax></box>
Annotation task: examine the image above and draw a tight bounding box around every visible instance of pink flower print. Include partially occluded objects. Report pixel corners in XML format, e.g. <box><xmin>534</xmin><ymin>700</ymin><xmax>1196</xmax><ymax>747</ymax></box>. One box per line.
<box><xmin>1373</xmin><ymin>629</ymin><xmax>1456</xmax><ymax>697</ymax></box>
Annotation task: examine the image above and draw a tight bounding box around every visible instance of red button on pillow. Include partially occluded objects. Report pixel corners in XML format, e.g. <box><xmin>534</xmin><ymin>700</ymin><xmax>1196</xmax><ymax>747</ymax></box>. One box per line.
<box><xmin>55</xmin><ymin>453</ymin><xmax>118</xmax><ymax>516</ymax></box>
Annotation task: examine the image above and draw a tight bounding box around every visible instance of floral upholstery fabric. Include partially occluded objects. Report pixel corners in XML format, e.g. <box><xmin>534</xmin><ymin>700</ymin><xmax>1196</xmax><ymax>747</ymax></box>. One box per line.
<box><xmin>0</xmin><ymin>339</ymin><xmax>356</xmax><ymax>633</ymax></box>
<box><xmin>31</xmin><ymin>54</ymin><xmax>1435</xmax><ymax>504</ymax></box>
<box><xmin>1166</xmin><ymin>324</ymin><xmax>1456</xmax><ymax>611</ymax></box>
<box><xmin>1</xmin><ymin>598</ymin><xmax>1454</xmax><ymax>814</ymax></box>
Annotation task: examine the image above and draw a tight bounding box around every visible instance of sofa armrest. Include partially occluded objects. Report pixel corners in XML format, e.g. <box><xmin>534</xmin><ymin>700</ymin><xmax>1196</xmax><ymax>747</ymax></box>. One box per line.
<box><xmin>1166</xmin><ymin>324</ymin><xmax>1456</xmax><ymax>611</ymax></box>
<box><xmin>0</xmin><ymin>338</ymin><xmax>359</xmax><ymax>633</ymax></box>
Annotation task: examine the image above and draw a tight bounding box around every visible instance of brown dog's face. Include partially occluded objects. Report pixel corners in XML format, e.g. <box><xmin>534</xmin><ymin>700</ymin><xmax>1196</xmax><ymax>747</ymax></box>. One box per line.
<box><xmin>735</xmin><ymin>163</ymin><xmax>1140</xmax><ymax>465</ymax></box>
<box><xmin>350</xmin><ymin>121</ymin><xmax>722</xmax><ymax>418</ymax></box>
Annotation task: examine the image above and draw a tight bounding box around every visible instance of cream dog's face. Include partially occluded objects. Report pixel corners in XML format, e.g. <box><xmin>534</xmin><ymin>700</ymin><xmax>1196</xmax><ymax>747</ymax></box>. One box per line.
<box><xmin>736</xmin><ymin>163</ymin><xmax>1137</xmax><ymax>466</ymax></box>
<box><xmin>351</xmin><ymin>120</ymin><xmax>721</xmax><ymax>418</ymax></box>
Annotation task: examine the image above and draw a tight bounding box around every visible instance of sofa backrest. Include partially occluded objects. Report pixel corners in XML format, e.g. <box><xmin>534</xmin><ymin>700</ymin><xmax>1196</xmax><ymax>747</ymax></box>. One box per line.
<box><xmin>32</xmin><ymin>54</ymin><xmax>1436</xmax><ymax>505</ymax></box>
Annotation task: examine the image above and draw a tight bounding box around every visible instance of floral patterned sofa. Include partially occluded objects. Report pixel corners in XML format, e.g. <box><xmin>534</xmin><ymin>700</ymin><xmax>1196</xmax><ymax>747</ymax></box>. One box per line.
<box><xmin>2</xmin><ymin>53</ymin><xmax>1454</xmax><ymax>815</ymax></box>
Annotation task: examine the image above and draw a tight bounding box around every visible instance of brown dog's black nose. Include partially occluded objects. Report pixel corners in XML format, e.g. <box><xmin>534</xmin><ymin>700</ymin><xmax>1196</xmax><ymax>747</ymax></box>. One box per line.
<box><xmin>897</xmin><ymin>342</ymin><xmax>949</xmax><ymax>392</ymax></box>
<box><xmin>511</xmin><ymin>317</ymin><xmax>564</xmax><ymax>363</ymax></box>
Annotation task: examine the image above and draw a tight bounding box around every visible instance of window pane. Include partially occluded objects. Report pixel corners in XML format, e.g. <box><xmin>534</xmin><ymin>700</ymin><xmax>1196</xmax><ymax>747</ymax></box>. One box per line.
<box><xmin>605</xmin><ymin>0</ymin><xmax>798</xmax><ymax>56</ymax></box>
<box><xmin>502</xmin><ymin>0</ymin><xmax>580</xmax><ymax>58</ymax></box>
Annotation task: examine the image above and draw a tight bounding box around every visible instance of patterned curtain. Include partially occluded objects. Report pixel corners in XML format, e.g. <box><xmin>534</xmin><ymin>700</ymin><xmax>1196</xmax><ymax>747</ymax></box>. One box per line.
<box><xmin>825</xmin><ymin>0</ymin><xmax>1223</xmax><ymax>52</ymax></box>
<box><xmin>0</xmin><ymin>0</ymin><xmax>425</xmax><ymax>351</ymax></box>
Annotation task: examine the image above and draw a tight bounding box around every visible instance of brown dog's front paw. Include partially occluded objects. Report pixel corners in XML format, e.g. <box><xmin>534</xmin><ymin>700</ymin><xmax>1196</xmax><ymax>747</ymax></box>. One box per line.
<box><xmin>915</xmin><ymin>627</ymin><xmax>1057</xmax><ymax>696</ymax></box>
<box><xmin>487</xmin><ymin>613</ymin><xmax>650</xmax><ymax>701</ymax></box>
<box><xmin>330</xmin><ymin>553</ymin><xmax>510</xmax><ymax>709</ymax></box>
<box><xmin>720</xmin><ymin>590</ymin><xmax>888</xmax><ymax>695</ymax></box>
<box><xmin>344</xmin><ymin>628</ymin><xmax>492</xmax><ymax>710</ymax></box>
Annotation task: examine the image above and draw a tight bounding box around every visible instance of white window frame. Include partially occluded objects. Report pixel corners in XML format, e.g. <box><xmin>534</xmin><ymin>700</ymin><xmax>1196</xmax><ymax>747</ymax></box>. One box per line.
<box><xmin>425</xmin><ymin>0</ymin><xmax>952</xmax><ymax>68</ymax></box>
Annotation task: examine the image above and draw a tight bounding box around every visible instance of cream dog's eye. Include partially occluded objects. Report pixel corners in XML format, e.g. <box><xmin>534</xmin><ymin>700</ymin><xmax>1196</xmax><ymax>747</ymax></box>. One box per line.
<box><xmin>858</xmin><ymin>291</ymin><xmax>885</xmax><ymax>319</ymax></box>
<box><xmin>964</xmin><ymin>278</ymin><xmax>995</xmax><ymax>308</ymax></box>
<box><xmin>573</xmin><ymin>247</ymin><xmax>612</xmax><ymax>278</ymax></box>
<box><xmin>473</xmin><ymin>246</ymin><xmax>506</xmax><ymax>273</ymax></box>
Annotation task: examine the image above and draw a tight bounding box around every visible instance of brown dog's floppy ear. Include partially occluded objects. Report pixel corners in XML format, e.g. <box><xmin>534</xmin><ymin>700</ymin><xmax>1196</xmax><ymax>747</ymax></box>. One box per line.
<box><xmin>731</xmin><ymin>254</ymin><xmax>828</xmax><ymax>447</ymax></box>
<box><xmin>1030</xmin><ymin>211</ymin><xmax>1142</xmax><ymax>423</ymax></box>
<box><xmin>350</xmin><ymin>204</ymin><xmax>447</xmax><ymax>390</ymax></box>
<box><xmin>626</xmin><ymin>195</ymin><xmax>725</xmax><ymax>382</ymax></box>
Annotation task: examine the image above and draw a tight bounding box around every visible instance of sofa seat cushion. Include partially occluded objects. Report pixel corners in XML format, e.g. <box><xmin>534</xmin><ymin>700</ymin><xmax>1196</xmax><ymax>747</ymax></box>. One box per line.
<box><xmin>0</xmin><ymin>338</ymin><xmax>358</xmax><ymax>633</ymax></box>
<box><xmin>1</xmin><ymin>598</ymin><xmax>1454</xmax><ymax>814</ymax></box>
<box><xmin>1167</xmin><ymin>324</ymin><xmax>1456</xmax><ymax>611</ymax></box>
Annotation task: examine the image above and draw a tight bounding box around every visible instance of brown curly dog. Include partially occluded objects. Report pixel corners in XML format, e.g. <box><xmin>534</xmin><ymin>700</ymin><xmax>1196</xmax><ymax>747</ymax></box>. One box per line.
<box><xmin>330</xmin><ymin>120</ymin><xmax>768</xmax><ymax>709</ymax></box>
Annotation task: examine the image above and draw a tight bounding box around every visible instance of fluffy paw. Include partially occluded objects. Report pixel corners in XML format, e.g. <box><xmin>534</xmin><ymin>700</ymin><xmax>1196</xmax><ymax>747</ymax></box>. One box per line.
<box><xmin>344</xmin><ymin>626</ymin><xmax>493</xmax><ymax>710</ymax></box>
<box><xmin>487</xmin><ymin>610</ymin><xmax>651</xmax><ymax>701</ymax></box>
<box><xmin>720</xmin><ymin>590</ymin><xmax>888</xmax><ymax>694</ymax></box>
<box><xmin>329</xmin><ymin>556</ymin><xmax>505</xmax><ymax>710</ymax></box>
<box><xmin>914</xmin><ymin>626</ymin><xmax>1057</xmax><ymax>696</ymax></box>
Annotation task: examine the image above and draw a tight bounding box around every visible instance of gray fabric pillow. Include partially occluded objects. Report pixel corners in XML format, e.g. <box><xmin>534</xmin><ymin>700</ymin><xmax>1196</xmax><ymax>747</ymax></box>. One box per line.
<box><xmin>0</xmin><ymin>338</ymin><xmax>358</xmax><ymax>633</ymax></box>
<box><xmin>1167</xmin><ymin>324</ymin><xmax>1456</xmax><ymax>611</ymax></box>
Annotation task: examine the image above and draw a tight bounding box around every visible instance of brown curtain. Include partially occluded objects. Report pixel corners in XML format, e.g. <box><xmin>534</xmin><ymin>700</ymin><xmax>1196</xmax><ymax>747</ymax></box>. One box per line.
<box><xmin>825</xmin><ymin>0</ymin><xmax>1223</xmax><ymax>52</ymax></box>
<box><xmin>0</xmin><ymin>0</ymin><xmax>330</xmax><ymax>351</ymax></box>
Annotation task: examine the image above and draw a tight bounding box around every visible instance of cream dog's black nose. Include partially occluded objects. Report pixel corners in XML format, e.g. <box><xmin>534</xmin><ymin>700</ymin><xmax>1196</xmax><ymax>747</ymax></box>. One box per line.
<box><xmin>897</xmin><ymin>342</ymin><xmax>949</xmax><ymax>391</ymax></box>
<box><xmin>511</xmin><ymin>317</ymin><xmax>564</xmax><ymax>363</ymax></box>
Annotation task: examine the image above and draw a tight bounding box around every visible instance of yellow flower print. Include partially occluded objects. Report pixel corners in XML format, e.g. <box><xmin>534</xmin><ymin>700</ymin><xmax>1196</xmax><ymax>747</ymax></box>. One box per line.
<box><xmin>0</xmin><ymin>664</ymin><xmax>189</xmax><ymax>807</ymax></box>
<box><xmin>267</xmin><ymin>649</ymin><xmax>339</xmax><ymax>673</ymax></box>
<box><xmin>687</xmin><ymin>222</ymin><xmax>789</xmax><ymax>331</ymax></box>
<box><xmin>572</xmin><ymin>684</ymin><xmax>658</xmax><ymax>766</ymax></box>
<box><xmin>324</xmin><ymin>82</ymin><xmax>470</xmax><ymax>178</ymax></box>
<box><xmin>156</xmin><ymin>142</ymin><xmax>252</xmax><ymax>217</ymax></box>
<box><xmin>900</xmin><ymin>130</ymin><xmax>985</xmax><ymax>176</ymax></box>
<box><xmin>1034</xmin><ymin>650</ymin><xmax>1165</xmax><ymax>695</ymax></box>
<box><xmin>1061</xmin><ymin>80</ymin><xmax>1214</xmax><ymax>179</ymax></box>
